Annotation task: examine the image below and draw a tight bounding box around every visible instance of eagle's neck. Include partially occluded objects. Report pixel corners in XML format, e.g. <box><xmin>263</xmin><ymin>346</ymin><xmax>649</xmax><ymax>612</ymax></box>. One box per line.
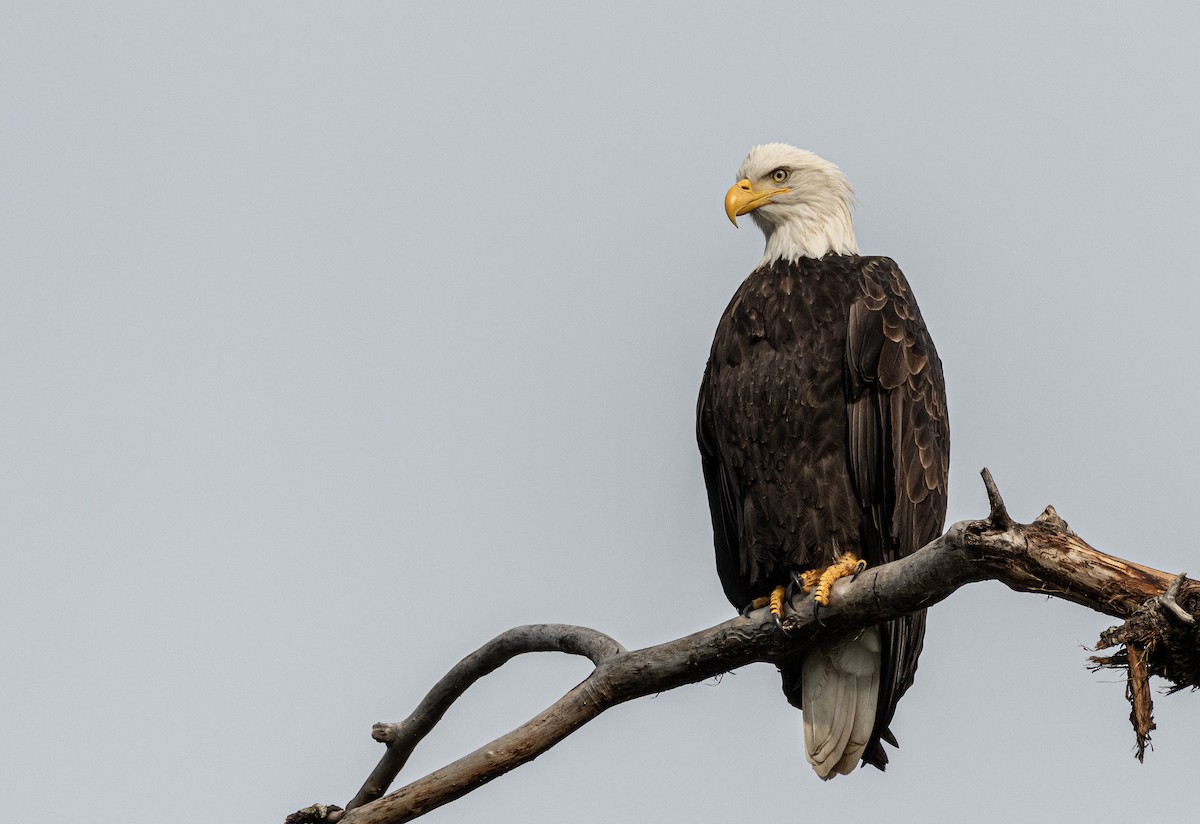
<box><xmin>756</xmin><ymin>208</ymin><xmax>858</xmax><ymax>265</ymax></box>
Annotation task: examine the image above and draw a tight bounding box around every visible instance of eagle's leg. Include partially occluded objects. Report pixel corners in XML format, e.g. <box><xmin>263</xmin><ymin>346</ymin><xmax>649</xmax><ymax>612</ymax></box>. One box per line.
<box><xmin>810</xmin><ymin>552</ymin><xmax>868</xmax><ymax>617</ymax></box>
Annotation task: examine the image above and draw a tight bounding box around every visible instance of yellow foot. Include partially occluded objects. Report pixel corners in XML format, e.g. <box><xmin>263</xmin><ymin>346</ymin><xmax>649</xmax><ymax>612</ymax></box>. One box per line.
<box><xmin>769</xmin><ymin>584</ymin><xmax>786</xmax><ymax>620</ymax></box>
<box><xmin>812</xmin><ymin>552</ymin><xmax>868</xmax><ymax>608</ymax></box>
<box><xmin>794</xmin><ymin>569</ymin><xmax>821</xmax><ymax>595</ymax></box>
<box><xmin>747</xmin><ymin>585</ymin><xmax>789</xmax><ymax>623</ymax></box>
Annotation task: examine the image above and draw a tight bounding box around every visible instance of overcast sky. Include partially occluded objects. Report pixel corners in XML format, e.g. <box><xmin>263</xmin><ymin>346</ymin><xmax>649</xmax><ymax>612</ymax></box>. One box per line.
<box><xmin>4</xmin><ymin>3</ymin><xmax>1199</xmax><ymax>822</ymax></box>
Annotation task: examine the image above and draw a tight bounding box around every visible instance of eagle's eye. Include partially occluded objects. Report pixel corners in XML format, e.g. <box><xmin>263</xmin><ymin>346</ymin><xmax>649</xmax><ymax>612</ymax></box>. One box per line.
<box><xmin>770</xmin><ymin>168</ymin><xmax>788</xmax><ymax>183</ymax></box>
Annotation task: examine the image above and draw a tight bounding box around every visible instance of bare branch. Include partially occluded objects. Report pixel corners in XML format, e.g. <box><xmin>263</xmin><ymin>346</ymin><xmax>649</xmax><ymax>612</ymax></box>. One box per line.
<box><xmin>345</xmin><ymin>625</ymin><xmax>625</xmax><ymax>812</ymax></box>
<box><xmin>980</xmin><ymin>467</ymin><xmax>1011</xmax><ymax>528</ymax></box>
<box><xmin>1160</xmin><ymin>573</ymin><xmax>1195</xmax><ymax>625</ymax></box>
<box><xmin>294</xmin><ymin>471</ymin><xmax>1199</xmax><ymax>824</ymax></box>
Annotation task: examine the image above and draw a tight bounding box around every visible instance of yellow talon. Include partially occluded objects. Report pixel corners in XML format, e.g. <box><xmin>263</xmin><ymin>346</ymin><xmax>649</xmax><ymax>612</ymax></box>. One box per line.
<box><xmin>747</xmin><ymin>585</ymin><xmax>789</xmax><ymax>622</ymax></box>
<box><xmin>813</xmin><ymin>552</ymin><xmax>867</xmax><ymax>607</ymax></box>
<box><xmin>797</xmin><ymin>569</ymin><xmax>821</xmax><ymax>594</ymax></box>
<box><xmin>769</xmin><ymin>584</ymin><xmax>786</xmax><ymax>619</ymax></box>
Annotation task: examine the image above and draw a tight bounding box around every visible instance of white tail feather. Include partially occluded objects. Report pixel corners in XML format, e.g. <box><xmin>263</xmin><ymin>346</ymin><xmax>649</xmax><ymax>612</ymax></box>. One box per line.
<box><xmin>802</xmin><ymin>626</ymin><xmax>881</xmax><ymax>780</ymax></box>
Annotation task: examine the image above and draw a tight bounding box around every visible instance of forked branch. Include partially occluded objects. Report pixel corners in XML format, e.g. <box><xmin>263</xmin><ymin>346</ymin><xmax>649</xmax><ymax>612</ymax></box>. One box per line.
<box><xmin>287</xmin><ymin>469</ymin><xmax>1199</xmax><ymax>824</ymax></box>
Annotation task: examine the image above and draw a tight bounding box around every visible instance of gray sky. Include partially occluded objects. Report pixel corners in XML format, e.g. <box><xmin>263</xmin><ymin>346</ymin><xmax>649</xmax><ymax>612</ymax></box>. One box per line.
<box><xmin>4</xmin><ymin>3</ymin><xmax>1199</xmax><ymax>822</ymax></box>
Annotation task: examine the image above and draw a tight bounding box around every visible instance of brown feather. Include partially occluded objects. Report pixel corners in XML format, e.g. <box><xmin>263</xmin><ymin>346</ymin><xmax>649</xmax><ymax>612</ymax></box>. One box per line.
<box><xmin>697</xmin><ymin>254</ymin><xmax>949</xmax><ymax>771</ymax></box>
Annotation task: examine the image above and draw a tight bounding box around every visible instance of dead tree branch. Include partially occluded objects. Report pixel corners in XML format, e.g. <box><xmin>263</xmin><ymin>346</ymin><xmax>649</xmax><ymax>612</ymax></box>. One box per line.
<box><xmin>345</xmin><ymin>625</ymin><xmax>626</xmax><ymax>812</ymax></box>
<box><xmin>288</xmin><ymin>469</ymin><xmax>1199</xmax><ymax>824</ymax></box>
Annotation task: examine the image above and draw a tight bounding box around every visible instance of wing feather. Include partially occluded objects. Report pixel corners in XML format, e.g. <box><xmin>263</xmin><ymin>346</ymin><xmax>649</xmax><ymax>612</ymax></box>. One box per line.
<box><xmin>844</xmin><ymin>257</ymin><xmax>949</xmax><ymax>770</ymax></box>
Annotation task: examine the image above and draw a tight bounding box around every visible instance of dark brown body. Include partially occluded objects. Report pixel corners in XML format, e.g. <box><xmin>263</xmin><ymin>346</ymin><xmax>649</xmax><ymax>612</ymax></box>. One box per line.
<box><xmin>697</xmin><ymin>254</ymin><xmax>949</xmax><ymax>770</ymax></box>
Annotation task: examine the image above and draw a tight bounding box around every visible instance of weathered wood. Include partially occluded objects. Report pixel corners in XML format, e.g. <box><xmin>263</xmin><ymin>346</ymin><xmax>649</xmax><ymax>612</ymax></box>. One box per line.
<box><xmin>343</xmin><ymin>625</ymin><xmax>626</xmax><ymax>812</ymax></box>
<box><xmin>294</xmin><ymin>472</ymin><xmax>1198</xmax><ymax>824</ymax></box>
<box><xmin>1126</xmin><ymin>643</ymin><xmax>1155</xmax><ymax>761</ymax></box>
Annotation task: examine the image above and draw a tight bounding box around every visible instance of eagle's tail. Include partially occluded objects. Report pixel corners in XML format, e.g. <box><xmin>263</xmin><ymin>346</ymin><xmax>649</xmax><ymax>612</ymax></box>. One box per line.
<box><xmin>782</xmin><ymin>626</ymin><xmax>881</xmax><ymax>780</ymax></box>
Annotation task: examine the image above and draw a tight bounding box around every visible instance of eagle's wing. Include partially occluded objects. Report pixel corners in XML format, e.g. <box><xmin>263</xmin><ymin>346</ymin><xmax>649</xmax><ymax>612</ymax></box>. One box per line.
<box><xmin>697</xmin><ymin>370</ymin><xmax>753</xmax><ymax>611</ymax></box>
<box><xmin>845</xmin><ymin>256</ymin><xmax>950</xmax><ymax>769</ymax></box>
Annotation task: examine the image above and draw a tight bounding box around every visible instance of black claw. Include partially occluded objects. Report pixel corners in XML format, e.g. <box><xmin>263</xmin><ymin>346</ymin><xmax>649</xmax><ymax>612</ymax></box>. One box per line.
<box><xmin>787</xmin><ymin>569</ymin><xmax>810</xmax><ymax>603</ymax></box>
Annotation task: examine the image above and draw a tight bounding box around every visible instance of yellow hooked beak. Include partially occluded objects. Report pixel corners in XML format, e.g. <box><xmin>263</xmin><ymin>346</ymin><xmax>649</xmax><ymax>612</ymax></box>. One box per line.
<box><xmin>724</xmin><ymin>178</ymin><xmax>789</xmax><ymax>226</ymax></box>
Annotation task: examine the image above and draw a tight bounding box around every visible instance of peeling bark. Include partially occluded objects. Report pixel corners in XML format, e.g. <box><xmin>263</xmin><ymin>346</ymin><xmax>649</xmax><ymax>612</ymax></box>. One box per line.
<box><xmin>1125</xmin><ymin>643</ymin><xmax>1155</xmax><ymax>761</ymax></box>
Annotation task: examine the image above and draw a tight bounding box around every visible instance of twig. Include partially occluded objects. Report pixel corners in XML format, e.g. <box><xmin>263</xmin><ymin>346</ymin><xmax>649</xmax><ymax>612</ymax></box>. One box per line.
<box><xmin>1159</xmin><ymin>573</ymin><xmax>1195</xmax><ymax>625</ymax></box>
<box><xmin>980</xmin><ymin>467</ymin><xmax>1011</xmax><ymax>528</ymax></box>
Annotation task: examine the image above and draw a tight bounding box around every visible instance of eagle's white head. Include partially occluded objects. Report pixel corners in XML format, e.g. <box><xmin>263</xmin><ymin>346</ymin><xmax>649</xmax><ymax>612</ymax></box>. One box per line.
<box><xmin>725</xmin><ymin>143</ymin><xmax>858</xmax><ymax>263</ymax></box>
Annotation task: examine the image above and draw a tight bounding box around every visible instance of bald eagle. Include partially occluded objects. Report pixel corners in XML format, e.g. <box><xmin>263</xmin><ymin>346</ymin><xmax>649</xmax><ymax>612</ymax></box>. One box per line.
<box><xmin>697</xmin><ymin>144</ymin><xmax>949</xmax><ymax>778</ymax></box>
